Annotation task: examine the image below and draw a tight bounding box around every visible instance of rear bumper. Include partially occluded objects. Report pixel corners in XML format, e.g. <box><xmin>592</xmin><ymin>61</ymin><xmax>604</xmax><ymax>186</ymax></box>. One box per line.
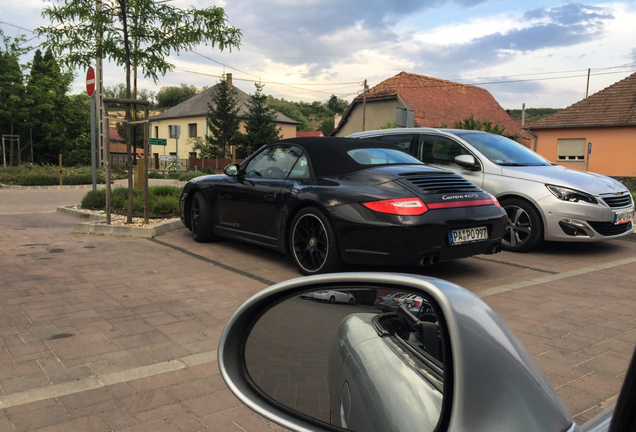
<box><xmin>330</xmin><ymin>204</ymin><xmax>507</xmax><ymax>266</ymax></box>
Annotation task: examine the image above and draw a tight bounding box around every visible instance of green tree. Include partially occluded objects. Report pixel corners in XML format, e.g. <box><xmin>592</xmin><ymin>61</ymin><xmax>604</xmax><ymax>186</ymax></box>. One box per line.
<box><xmin>36</xmin><ymin>0</ymin><xmax>241</xmax><ymax>222</ymax></box>
<box><xmin>156</xmin><ymin>84</ymin><xmax>198</xmax><ymax>108</ymax></box>
<box><xmin>327</xmin><ymin>94</ymin><xmax>349</xmax><ymax>114</ymax></box>
<box><xmin>244</xmin><ymin>83</ymin><xmax>281</xmax><ymax>155</ymax></box>
<box><xmin>61</xmin><ymin>93</ymin><xmax>92</xmax><ymax>165</ymax></box>
<box><xmin>25</xmin><ymin>48</ymin><xmax>75</xmax><ymax>163</ymax></box>
<box><xmin>453</xmin><ymin>114</ymin><xmax>505</xmax><ymax>135</ymax></box>
<box><xmin>0</xmin><ymin>30</ymin><xmax>28</xmax><ymax>165</ymax></box>
<box><xmin>197</xmin><ymin>77</ymin><xmax>241</xmax><ymax>159</ymax></box>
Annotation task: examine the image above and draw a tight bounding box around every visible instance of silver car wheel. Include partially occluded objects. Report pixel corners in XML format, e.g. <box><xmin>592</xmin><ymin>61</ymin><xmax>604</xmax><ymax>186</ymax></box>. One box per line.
<box><xmin>501</xmin><ymin>198</ymin><xmax>543</xmax><ymax>252</ymax></box>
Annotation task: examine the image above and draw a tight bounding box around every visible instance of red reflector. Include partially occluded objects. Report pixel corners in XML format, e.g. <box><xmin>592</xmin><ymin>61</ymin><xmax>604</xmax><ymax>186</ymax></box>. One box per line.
<box><xmin>362</xmin><ymin>198</ymin><xmax>428</xmax><ymax>215</ymax></box>
<box><xmin>411</xmin><ymin>300</ymin><xmax>420</xmax><ymax>308</ymax></box>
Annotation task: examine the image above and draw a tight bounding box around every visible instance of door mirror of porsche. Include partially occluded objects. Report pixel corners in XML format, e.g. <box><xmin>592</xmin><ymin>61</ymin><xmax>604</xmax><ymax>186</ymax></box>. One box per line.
<box><xmin>223</xmin><ymin>163</ymin><xmax>240</xmax><ymax>177</ymax></box>
<box><xmin>218</xmin><ymin>273</ymin><xmax>577</xmax><ymax>432</ymax></box>
<box><xmin>454</xmin><ymin>154</ymin><xmax>479</xmax><ymax>170</ymax></box>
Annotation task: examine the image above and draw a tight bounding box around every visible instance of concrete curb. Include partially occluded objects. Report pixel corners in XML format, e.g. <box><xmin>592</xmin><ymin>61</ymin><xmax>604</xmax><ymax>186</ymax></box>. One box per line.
<box><xmin>57</xmin><ymin>206</ymin><xmax>184</xmax><ymax>239</ymax></box>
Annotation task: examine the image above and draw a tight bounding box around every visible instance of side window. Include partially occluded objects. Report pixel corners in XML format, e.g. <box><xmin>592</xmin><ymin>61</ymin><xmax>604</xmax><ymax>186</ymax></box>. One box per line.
<box><xmin>288</xmin><ymin>155</ymin><xmax>310</xmax><ymax>179</ymax></box>
<box><xmin>244</xmin><ymin>145</ymin><xmax>302</xmax><ymax>179</ymax></box>
<box><xmin>375</xmin><ymin>134</ymin><xmax>414</xmax><ymax>153</ymax></box>
<box><xmin>418</xmin><ymin>135</ymin><xmax>469</xmax><ymax>167</ymax></box>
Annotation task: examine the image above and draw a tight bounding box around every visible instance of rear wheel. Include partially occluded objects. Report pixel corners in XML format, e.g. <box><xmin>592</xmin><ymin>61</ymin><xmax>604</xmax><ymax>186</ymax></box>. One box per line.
<box><xmin>501</xmin><ymin>198</ymin><xmax>543</xmax><ymax>252</ymax></box>
<box><xmin>290</xmin><ymin>207</ymin><xmax>342</xmax><ymax>275</ymax></box>
<box><xmin>190</xmin><ymin>191</ymin><xmax>215</xmax><ymax>242</ymax></box>
<box><xmin>348</xmin><ymin>297</ymin><xmax>355</xmax><ymax>305</ymax></box>
<box><xmin>329</xmin><ymin>296</ymin><xmax>336</xmax><ymax>304</ymax></box>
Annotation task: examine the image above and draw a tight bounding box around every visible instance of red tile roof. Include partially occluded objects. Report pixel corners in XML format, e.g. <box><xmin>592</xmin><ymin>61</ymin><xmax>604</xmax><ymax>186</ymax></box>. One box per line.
<box><xmin>356</xmin><ymin>72</ymin><xmax>525</xmax><ymax>138</ymax></box>
<box><xmin>109</xmin><ymin>126</ymin><xmax>125</xmax><ymax>142</ymax></box>
<box><xmin>531</xmin><ymin>72</ymin><xmax>636</xmax><ymax>128</ymax></box>
<box><xmin>296</xmin><ymin>131</ymin><xmax>324</xmax><ymax>137</ymax></box>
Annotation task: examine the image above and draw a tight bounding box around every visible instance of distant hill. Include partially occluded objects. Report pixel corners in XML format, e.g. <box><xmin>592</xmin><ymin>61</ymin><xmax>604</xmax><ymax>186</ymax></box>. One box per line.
<box><xmin>507</xmin><ymin>108</ymin><xmax>561</xmax><ymax>122</ymax></box>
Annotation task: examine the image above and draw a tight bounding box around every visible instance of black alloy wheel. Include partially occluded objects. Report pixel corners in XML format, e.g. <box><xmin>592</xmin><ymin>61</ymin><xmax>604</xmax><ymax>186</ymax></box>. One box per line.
<box><xmin>190</xmin><ymin>191</ymin><xmax>215</xmax><ymax>242</ymax></box>
<box><xmin>290</xmin><ymin>207</ymin><xmax>342</xmax><ymax>275</ymax></box>
<box><xmin>501</xmin><ymin>198</ymin><xmax>543</xmax><ymax>252</ymax></box>
<box><xmin>329</xmin><ymin>296</ymin><xmax>336</xmax><ymax>304</ymax></box>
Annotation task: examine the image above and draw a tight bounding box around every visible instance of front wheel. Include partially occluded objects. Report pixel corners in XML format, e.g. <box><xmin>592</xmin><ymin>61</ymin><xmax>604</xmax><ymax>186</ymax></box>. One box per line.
<box><xmin>501</xmin><ymin>198</ymin><xmax>543</xmax><ymax>252</ymax></box>
<box><xmin>190</xmin><ymin>191</ymin><xmax>215</xmax><ymax>243</ymax></box>
<box><xmin>289</xmin><ymin>207</ymin><xmax>342</xmax><ymax>275</ymax></box>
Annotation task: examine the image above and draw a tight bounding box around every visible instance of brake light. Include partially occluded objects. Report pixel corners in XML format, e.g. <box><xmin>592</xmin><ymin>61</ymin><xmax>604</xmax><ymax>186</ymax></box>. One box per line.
<box><xmin>411</xmin><ymin>300</ymin><xmax>420</xmax><ymax>308</ymax></box>
<box><xmin>362</xmin><ymin>198</ymin><xmax>428</xmax><ymax>215</ymax></box>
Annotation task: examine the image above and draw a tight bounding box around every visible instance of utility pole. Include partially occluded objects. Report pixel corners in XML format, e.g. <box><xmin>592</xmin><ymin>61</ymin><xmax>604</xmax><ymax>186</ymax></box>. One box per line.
<box><xmin>586</xmin><ymin>68</ymin><xmax>591</xmax><ymax>98</ymax></box>
<box><xmin>362</xmin><ymin>79</ymin><xmax>368</xmax><ymax>131</ymax></box>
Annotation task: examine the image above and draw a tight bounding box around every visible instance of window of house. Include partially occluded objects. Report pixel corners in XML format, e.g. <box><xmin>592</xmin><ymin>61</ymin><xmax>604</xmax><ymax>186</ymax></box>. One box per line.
<box><xmin>169</xmin><ymin>125</ymin><xmax>174</xmax><ymax>138</ymax></box>
<box><xmin>189</xmin><ymin>123</ymin><xmax>197</xmax><ymax>137</ymax></box>
<box><xmin>154</xmin><ymin>126</ymin><xmax>159</xmax><ymax>138</ymax></box>
<box><xmin>557</xmin><ymin>138</ymin><xmax>586</xmax><ymax>162</ymax></box>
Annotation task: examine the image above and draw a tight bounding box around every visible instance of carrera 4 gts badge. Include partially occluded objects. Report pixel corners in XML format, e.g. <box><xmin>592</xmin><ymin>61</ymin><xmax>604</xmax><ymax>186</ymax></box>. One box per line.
<box><xmin>442</xmin><ymin>193</ymin><xmax>479</xmax><ymax>200</ymax></box>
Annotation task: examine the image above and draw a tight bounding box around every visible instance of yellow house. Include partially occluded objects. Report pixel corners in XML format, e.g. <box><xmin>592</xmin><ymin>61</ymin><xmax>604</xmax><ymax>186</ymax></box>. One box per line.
<box><xmin>148</xmin><ymin>74</ymin><xmax>298</xmax><ymax>170</ymax></box>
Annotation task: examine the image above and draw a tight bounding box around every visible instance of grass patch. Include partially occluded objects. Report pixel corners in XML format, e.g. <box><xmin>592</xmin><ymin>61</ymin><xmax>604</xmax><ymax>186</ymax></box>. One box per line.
<box><xmin>80</xmin><ymin>185</ymin><xmax>182</xmax><ymax>218</ymax></box>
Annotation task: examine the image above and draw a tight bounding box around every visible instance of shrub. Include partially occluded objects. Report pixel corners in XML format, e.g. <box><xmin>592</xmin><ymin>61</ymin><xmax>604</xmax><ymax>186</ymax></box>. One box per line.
<box><xmin>178</xmin><ymin>171</ymin><xmax>204</xmax><ymax>182</ymax></box>
<box><xmin>150</xmin><ymin>185</ymin><xmax>181</xmax><ymax>198</ymax></box>
<box><xmin>17</xmin><ymin>173</ymin><xmax>59</xmax><ymax>186</ymax></box>
<box><xmin>80</xmin><ymin>190</ymin><xmax>106</xmax><ymax>209</ymax></box>
<box><xmin>166</xmin><ymin>172</ymin><xmax>181</xmax><ymax>179</ymax></box>
<box><xmin>151</xmin><ymin>195</ymin><xmax>180</xmax><ymax>216</ymax></box>
<box><xmin>201</xmin><ymin>167</ymin><xmax>217</xmax><ymax>174</ymax></box>
<box><xmin>148</xmin><ymin>172</ymin><xmax>165</xmax><ymax>179</ymax></box>
<box><xmin>79</xmin><ymin>185</ymin><xmax>181</xmax><ymax>217</ymax></box>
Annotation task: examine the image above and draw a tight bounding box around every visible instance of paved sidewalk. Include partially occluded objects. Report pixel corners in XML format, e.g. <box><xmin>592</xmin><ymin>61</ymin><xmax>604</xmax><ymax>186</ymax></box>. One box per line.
<box><xmin>1</xmin><ymin>185</ymin><xmax>635</xmax><ymax>431</ymax></box>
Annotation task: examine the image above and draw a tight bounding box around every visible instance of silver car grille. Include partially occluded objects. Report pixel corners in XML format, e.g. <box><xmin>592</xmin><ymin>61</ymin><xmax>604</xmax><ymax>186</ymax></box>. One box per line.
<box><xmin>601</xmin><ymin>192</ymin><xmax>633</xmax><ymax>209</ymax></box>
<box><xmin>400</xmin><ymin>172</ymin><xmax>481</xmax><ymax>194</ymax></box>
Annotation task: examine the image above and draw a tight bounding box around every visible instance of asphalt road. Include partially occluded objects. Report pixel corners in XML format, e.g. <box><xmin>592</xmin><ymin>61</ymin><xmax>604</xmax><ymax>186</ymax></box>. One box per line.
<box><xmin>1</xmin><ymin>184</ymin><xmax>635</xmax><ymax>431</ymax></box>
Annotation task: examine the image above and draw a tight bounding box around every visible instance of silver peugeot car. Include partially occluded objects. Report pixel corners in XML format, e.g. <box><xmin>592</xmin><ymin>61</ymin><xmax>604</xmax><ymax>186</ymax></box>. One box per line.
<box><xmin>348</xmin><ymin>128</ymin><xmax>635</xmax><ymax>251</ymax></box>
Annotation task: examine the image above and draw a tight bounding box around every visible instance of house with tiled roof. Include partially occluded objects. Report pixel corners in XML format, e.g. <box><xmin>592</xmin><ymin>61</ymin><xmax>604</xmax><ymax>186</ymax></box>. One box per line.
<box><xmin>149</xmin><ymin>74</ymin><xmax>299</xmax><ymax>170</ymax></box>
<box><xmin>529</xmin><ymin>72</ymin><xmax>636</xmax><ymax>177</ymax></box>
<box><xmin>108</xmin><ymin>126</ymin><xmax>143</xmax><ymax>165</ymax></box>
<box><xmin>332</xmin><ymin>72</ymin><xmax>528</xmax><ymax>144</ymax></box>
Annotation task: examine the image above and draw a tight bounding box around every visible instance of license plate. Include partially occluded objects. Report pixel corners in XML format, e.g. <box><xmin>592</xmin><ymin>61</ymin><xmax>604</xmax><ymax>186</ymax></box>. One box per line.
<box><xmin>449</xmin><ymin>226</ymin><xmax>488</xmax><ymax>245</ymax></box>
<box><xmin>614</xmin><ymin>209</ymin><xmax>634</xmax><ymax>225</ymax></box>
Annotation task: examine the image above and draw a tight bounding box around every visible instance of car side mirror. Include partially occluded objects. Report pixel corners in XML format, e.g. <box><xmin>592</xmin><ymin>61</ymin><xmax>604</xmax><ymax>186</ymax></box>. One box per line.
<box><xmin>455</xmin><ymin>154</ymin><xmax>480</xmax><ymax>170</ymax></box>
<box><xmin>223</xmin><ymin>163</ymin><xmax>240</xmax><ymax>177</ymax></box>
<box><xmin>218</xmin><ymin>273</ymin><xmax>573</xmax><ymax>432</ymax></box>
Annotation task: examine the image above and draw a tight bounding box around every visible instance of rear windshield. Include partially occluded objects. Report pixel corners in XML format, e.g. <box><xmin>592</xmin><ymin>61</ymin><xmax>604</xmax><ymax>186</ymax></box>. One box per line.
<box><xmin>347</xmin><ymin>148</ymin><xmax>421</xmax><ymax>166</ymax></box>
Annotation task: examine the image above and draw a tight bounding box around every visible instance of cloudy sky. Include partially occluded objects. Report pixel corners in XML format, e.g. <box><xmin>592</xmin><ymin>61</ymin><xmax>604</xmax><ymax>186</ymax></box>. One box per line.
<box><xmin>2</xmin><ymin>0</ymin><xmax>636</xmax><ymax>109</ymax></box>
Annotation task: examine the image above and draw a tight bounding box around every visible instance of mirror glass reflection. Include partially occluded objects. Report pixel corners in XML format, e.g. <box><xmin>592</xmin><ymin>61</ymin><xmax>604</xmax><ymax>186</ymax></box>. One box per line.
<box><xmin>245</xmin><ymin>287</ymin><xmax>446</xmax><ymax>432</ymax></box>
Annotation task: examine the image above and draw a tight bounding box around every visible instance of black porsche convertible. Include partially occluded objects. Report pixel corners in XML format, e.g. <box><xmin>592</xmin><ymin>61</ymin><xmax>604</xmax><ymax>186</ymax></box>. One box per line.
<box><xmin>180</xmin><ymin>137</ymin><xmax>507</xmax><ymax>275</ymax></box>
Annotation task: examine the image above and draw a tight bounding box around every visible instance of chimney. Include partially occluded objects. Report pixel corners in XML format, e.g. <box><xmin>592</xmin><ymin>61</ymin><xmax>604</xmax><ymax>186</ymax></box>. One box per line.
<box><xmin>226</xmin><ymin>73</ymin><xmax>233</xmax><ymax>87</ymax></box>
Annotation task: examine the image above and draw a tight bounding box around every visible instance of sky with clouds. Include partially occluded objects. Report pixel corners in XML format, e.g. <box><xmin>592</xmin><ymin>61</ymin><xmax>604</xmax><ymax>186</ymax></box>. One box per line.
<box><xmin>2</xmin><ymin>0</ymin><xmax>635</xmax><ymax>109</ymax></box>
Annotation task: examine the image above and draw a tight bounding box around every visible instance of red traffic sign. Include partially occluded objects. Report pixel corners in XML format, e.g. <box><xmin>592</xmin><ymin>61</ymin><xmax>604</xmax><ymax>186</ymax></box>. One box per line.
<box><xmin>86</xmin><ymin>67</ymin><xmax>95</xmax><ymax>97</ymax></box>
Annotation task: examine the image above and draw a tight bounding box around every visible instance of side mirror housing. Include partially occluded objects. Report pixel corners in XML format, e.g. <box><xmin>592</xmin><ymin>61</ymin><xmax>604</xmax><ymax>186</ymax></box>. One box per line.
<box><xmin>224</xmin><ymin>163</ymin><xmax>240</xmax><ymax>177</ymax></box>
<box><xmin>218</xmin><ymin>273</ymin><xmax>573</xmax><ymax>432</ymax></box>
<box><xmin>455</xmin><ymin>154</ymin><xmax>480</xmax><ymax>171</ymax></box>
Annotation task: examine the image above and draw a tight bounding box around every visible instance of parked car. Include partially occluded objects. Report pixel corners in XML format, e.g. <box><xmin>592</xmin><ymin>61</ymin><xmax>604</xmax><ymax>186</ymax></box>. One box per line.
<box><xmin>313</xmin><ymin>290</ymin><xmax>355</xmax><ymax>304</ymax></box>
<box><xmin>375</xmin><ymin>292</ymin><xmax>403</xmax><ymax>312</ymax></box>
<box><xmin>218</xmin><ymin>273</ymin><xmax>636</xmax><ymax>432</ymax></box>
<box><xmin>348</xmin><ymin>128</ymin><xmax>635</xmax><ymax>252</ymax></box>
<box><xmin>180</xmin><ymin>137</ymin><xmax>507</xmax><ymax>275</ymax></box>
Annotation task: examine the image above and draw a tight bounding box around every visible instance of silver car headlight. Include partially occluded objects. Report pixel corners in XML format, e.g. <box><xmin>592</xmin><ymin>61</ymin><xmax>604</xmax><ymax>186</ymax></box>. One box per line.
<box><xmin>546</xmin><ymin>185</ymin><xmax>597</xmax><ymax>204</ymax></box>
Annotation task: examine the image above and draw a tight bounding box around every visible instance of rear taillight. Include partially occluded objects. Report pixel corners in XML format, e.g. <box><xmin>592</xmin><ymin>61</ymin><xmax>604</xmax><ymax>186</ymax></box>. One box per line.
<box><xmin>411</xmin><ymin>300</ymin><xmax>420</xmax><ymax>308</ymax></box>
<box><xmin>362</xmin><ymin>198</ymin><xmax>428</xmax><ymax>216</ymax></box>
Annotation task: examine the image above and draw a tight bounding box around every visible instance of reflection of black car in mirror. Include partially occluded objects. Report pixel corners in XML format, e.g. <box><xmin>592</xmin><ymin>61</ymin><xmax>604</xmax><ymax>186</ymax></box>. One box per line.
<box><xmin>329</xmin><ymin>302</ymin><xmax>443</xmax><ymax>431</ymax></box>
<box><xmin>179</xmin><ymin>137</ymin><xmax>507</xmax><ymax>275</ymax></box>
<box><xmin>218</xmin><ymin>273</ymin><xmax>636</xmax><ymax>432</ymax></box>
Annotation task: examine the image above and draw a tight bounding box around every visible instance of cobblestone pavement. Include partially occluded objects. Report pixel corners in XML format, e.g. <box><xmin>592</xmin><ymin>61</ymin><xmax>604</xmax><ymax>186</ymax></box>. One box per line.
<box><xmin>1</xmin><ymin>185</ymin><xmax>635</xmax><ymax>431</ymax></box>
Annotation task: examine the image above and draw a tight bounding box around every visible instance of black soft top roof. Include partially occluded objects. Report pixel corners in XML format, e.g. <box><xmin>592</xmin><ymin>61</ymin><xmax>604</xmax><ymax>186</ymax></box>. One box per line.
<box><xmin>267</xmin><ymin>136</ymin><xmax>418</xmax><ymax>177</ymax></box>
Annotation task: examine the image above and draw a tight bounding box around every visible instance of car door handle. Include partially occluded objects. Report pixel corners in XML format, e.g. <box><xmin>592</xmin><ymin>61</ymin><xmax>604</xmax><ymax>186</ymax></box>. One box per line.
<box><xmin>264</xmin><ymin>193</ymin><xmax>277</xmax><ymax>201</ymax></box>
